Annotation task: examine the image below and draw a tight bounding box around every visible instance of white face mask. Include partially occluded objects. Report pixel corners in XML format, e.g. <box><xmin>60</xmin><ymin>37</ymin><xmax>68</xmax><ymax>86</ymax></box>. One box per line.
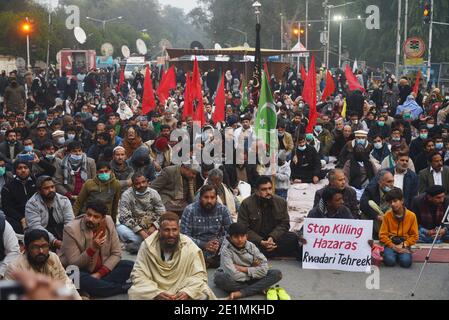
<box><xmin>58</xmin><ymin>137</ymin><xmax>65</xmax><ymax>145</ymax></box>
<box><xmin>68</xmin><ymin>134</ymin><xmax>76</xmax><ymax>140</ymax></box>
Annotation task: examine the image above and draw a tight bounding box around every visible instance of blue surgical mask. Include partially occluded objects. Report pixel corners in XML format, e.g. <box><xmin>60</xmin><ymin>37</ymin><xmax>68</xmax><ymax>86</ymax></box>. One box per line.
<box><xmin>98</xmin><ymin>173</ymin><xmax>110</xmax><ymax>182</ymax></box>
<box><xmin>0</xmin><ymin>167</ymin><xmax>5</xmax><ymax>176</ymax></box>
<box><xmin>306</xmin><ymin>133</ymin><xmax>314</xmax><ymax>141</ymax></box>
<box><xmin>392</xmin><ymin>137</ymin><xmax>400</xmax><ymax>142</ymax></box>
<box><xmin>45</xmin><ymin>154</ymin><xmax>55</xmax><ymax>161</ymax></box>
<box><xmin>382</xmin><ymin>186</ymin><xmax>392</xmax><ymax>193</ymax></box>
<box><xmin>420</xmin><ymin>133</ymin><xmax>428</xmax><ymax>140</ymax></box>
<box><xmin>70</xmin><ymin>154</ymin><xmax>83</xmax><ymax>161</ymax></box>
<box><xmin>377</xmin><ymin>121</ymin><xmax>385</xmax><ymax>127</ymax></box>
<box><xmin>24</xmin><ymin>145</ymin><xmax>33</xmax><ymax>152</ymax></box>
<box><xmin>315</xmin><ymin>125</ymin><xmax>323</xmax><ymax>133</ymax></box>
<box><xmin>436</xmin><ymin>142</ymin><xmax>444</xmax><ymax>149</ymax></box>
<box><xmin>297</xmin><ymin>145</ymin><xmax>306</xmax><ymax>151</ymax></box>
<box><xmin>374</xmin><ymin>142</ymin><xmax>383</xmax><ymax>150</ymax></box>
<box><xmin>356</xmin><ymin>139</ymin><xmax>366</xmax><ymax>145</ymax></box>
<box><xmin>427</xmin><ymin>124</ymin><xmax>434</xmax><ymax>129</ymax></box>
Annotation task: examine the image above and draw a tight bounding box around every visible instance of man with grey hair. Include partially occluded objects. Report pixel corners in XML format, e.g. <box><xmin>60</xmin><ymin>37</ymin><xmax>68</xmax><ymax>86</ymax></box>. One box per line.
<box><xmin>313</xmin><ymin>169</ymin><xmax>359</xmax><ymax>218</ymax></box>
<box><xmin>151</xmin><ymin>163</ymin><xmax>201</xmax><ymax>215</ymax></box>
<box><xmin>202</xmin><ymin>168</ymin><xmax>240</xmax><ymax>222</ymax></box>
<box><xmin>360</xmin><ymin>170</ymin><xmax>395</xmax><ymax>239</ymax></box>
<box><xmin>117</xmin><ymin>173</ymin><xmax>165</xmax><ymax>254</ymax></box>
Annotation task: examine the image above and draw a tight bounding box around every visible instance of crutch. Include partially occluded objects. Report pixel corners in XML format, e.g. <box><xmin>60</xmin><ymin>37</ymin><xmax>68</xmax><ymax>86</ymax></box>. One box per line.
<box><xmin>411</xmin><ymin>203</ymin><xmax>449</xmax><ymax>297</ymax></box>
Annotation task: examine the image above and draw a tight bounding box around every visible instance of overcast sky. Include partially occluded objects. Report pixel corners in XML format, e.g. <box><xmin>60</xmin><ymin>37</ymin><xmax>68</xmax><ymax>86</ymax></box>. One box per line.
<box><xmin>159</xmin><ymin>0</ymin><xmax>198</xmax><ymax>13</ymax></box>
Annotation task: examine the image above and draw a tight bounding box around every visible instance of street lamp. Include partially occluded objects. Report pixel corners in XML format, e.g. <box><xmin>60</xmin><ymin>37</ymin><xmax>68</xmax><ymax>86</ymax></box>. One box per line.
<box><xmin>21</xmin><ymin>18</ymin><xmax>32</xmax><ymax>70</ymax></box>
<box><xmin>86</xmin><ymin>16</ymin><xmax>123</xmax><ymax>37</ymax></box>
<box><xmin>227</xmin><ymin>27</ymin><xmax>248</xmax><ymax>45</ymax></box>
<box><xmin>333</xmin><ymin>15</ymin><xmax>343</xmax><ymax>69</ymax></box>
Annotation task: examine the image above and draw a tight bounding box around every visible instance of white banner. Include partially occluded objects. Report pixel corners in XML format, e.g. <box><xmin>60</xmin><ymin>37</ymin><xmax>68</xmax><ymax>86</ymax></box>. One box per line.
<box><xmin>302</xmin><ymin>218</ymin><xmax>373</xmax><ymax>273</ymax></box>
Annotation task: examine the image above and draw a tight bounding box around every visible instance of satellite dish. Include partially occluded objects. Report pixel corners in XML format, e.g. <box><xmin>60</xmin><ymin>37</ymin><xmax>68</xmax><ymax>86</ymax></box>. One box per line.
<box><xmin>190</xmin><ymin>41</ymin><xmax>204</xmax><ymax>50</ymax></box>
<box><xmin>74</xmin><ymin>27</ymin><xmax>87</xmax><ymax>44</ymax></box>
<box><xmin>243</xmin><ymin>42</ymin><xmax>250</xmax><ymax>49</ymax></box>
<box><xmin>101</xmin><ymin>43</ymin><xmax>114</xmax><ymax>57</ymax></box>
<box><xmin>136</xmin><ymin>39</ymin><xmax>148</xmax><ymax>55</ymax></box>
<box><xmin>214</xmin><ymin>43</ymin><xmax>222</xmax><ymax>50</ymax></box>
<box><xmin>121</xmin><ymin>45</ymin><xmax>131</xmax><ymax>58</ymax></box>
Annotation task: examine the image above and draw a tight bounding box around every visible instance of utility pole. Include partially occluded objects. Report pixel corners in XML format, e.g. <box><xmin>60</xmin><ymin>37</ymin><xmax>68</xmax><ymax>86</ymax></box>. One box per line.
<box><xmin>395</xmin><ymin>0</ymin><xmax>402</xmax><ymax>78</ymax></box>
<box><xmin>323</xmin><ymin>0</ymin><xmax>328</xmax><ymax>68</ymax></box>
<box><xmin>280</xmin><ymin>13</ymin><xmax>284</xmax><ymax>62</ymax></box>
<box><xmin>46</xmin><ymin>1</ymin><xmax>51</xmax><ymax>82</ymax></box>
<box><xmin>26</xmin><ymin>17</ymin><xmax>31</xmax><ymax>70</ymax></box>
<box><xmin>427</xmin><ymin>0</ymin><xmax>434</xmax><ymax>86</ymax></box>
<box><xmin>305</xmin><ymin>0</ymin><xmax>309</xmax><ymax>70</ymax></box>
<box><xmin>297</xmin><ymin>22</ymin><xmax>301</xmax><ymax>76</ymax></box>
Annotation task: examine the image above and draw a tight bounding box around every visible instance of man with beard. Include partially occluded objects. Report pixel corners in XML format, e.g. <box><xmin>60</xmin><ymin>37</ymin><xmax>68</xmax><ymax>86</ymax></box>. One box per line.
<box><xmin>117</xmin><ymin>173</ymin><xmax>165</xmax><ymax>254</ymax></box>
<box><xmin>181</xmin><ymin>185</ymin><xmax>233</xmax><ymax>268</ymax></box>
<box><xmin>5</xmin><ymin>229</ymin><xmax>81</xmax><ymax>299</ymax></box>
<box><xmin>0</xmin><ymin>129</ymin><xmax>24</xmax><ymax>162</ymax></box>
<box><xmin>25</xmin><ymin>176</ymin><xmax>74</xmax><ymax>250</ymax></box>
<box><xmin>238</xmin><ymin>176</ymin><xmax>301</xmax><ymax>258</ymax></box>
<box><xmin>2</xmin><ymin>161</ymin><xmax>36</xmax><ymax>234</ymax></box>
<box><xmin>110</xmin><ymin>146</ymin><xmax>134</xmax><ymax>192</ymax></box>
<box><xmin>129</xmin><ymin>212</ymin><xmax>216</xmax><ymax>300</ymax></box>
<box><xmin>60</xmin><ymin>201</ymin><xmax>133</xmax><ymax>298</ymax></box>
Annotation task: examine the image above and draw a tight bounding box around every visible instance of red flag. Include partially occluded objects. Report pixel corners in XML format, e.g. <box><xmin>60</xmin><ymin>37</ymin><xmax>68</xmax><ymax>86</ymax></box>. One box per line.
<box><xmin>191</xmin><ymin>57</ymin><xmax>202</xmax><ymax>101</ymax></box>
<box><xmin>345</xmin><ymin>65</ymin><xmax>366</xmax><ymax>92</ymax></box>
<box><xmin>413</xmin><ymin>70</ymin><xmax>421</xmax><ymax>96</ymax></box>
<box><xmin>119</xmin><ymin>67</ymin><xmax>125</xmax><ymax>87</ymax></box>
<box><xmin>212</xmin><ymin>73</ymin><xmax>225</xmax><ymax>125</ymax></box>
<box><xmin>141</xmin><ymin>65</ymin><xmax>156</xmax><ymax>115</ymax></box>
<box><xmin>193</xmin><ymin>97</ymin><xmax>206</xmax><ymax>127</ymax></box>
<box><xmin>304</xmin><ymin>55</ymin><xmax>317</xmax><ymax>134</ymax></box>
<box><xmin>300</xmin><ymin>64</ymin><xmax>307</xmax><ymax>82</ymax></box>
<box><xmin>321</xmin><ymin>70</ymin><xmax>335</xmax><ymax>102</ymax></box>
<box><xmin>182</xmin><ymin>73</ymin><xmax>193</xmax><ymax>120</ymax></box>
<box><xmin>157</xmin><ymin>66</ymin><xmax>176</xmax><ymax>104</ymax></box>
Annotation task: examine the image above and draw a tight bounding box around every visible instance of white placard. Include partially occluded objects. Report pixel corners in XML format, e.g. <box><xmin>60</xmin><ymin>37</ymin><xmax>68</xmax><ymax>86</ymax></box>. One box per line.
<box><xmin>302</xmin><ymin>218</ymin><xmax>373</xmax><ymax>273</ymax></box>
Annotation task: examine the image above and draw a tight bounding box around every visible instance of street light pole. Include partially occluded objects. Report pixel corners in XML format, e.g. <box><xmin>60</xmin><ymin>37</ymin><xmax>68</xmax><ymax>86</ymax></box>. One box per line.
<box><xmin>227</xmin><ymin>27</ymin><xmax>248</xmax><ymax>45</ymax></box>
<box><xmin>26</xmin><ymin>17</ymin><xmax>31</xmax><ymax>70</ymax></box>
<box><xmin>86</xmin><ymin>16</ymin><xmax>123</xmax><ymax>38</ymax></box>
<box><xmin>280</xmin><ymin>13</ymin><xmax>284</xmax><ymax>62</ymax></box>
<box><xmin>338</xmin><ymin>20</ymin><xmax>342</xmax><ymax>69</ymax></box>
<box><xmin>46</xmin><ymin>1</ymin><xmax>51</xmax><ymax>82</ymax></box>
<box><xmin>427</xmin><ymin>0</ymin><xmax>434</xmax><ymax>86</ymax></box>
<box><xmin>305</xmin><ymin>0</ymin><xmax>309</xmax><ymax>69</ymax></box>
<box><xmin>395</xmin><ymin>0</ymin><xmax>402</xmax><ymax>77</ymax></box>
<box><xmin>297</xmin><ymin>22</ymin><xmax>301</xmax><ymax>76</ymax></box>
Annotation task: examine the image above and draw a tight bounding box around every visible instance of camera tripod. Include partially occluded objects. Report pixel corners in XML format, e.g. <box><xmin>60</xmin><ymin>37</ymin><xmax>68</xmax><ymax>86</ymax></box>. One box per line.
<box><xmin>411</xmin><ymin>203</ymin><xmax>449</xmax><ymax>297</ymax></box>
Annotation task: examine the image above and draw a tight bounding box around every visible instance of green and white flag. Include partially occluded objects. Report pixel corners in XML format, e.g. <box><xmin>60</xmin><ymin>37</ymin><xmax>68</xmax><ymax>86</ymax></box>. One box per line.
<box><xmin>255</xmin><ymin>71</ymin><xmax>277</xmax><ymax>148</ymax></box>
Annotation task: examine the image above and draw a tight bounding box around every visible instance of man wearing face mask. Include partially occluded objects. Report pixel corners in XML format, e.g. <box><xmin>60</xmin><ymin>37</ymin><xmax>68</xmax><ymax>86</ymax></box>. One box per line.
<box><xmin>25</xmin><ymin>176</ymin><xmax>74</xmax><ymax>250</ymax></box>
<box><xmin>312</xmin><ymin>118</ymin><xmax>333</xmax><ymax>161</ymax></box>
<box><xmin>51</xmin><ymin>130</ymin><xmax>66</xmax><ymax>150</ymax></box>
<box><xmin>360</xmin><ymin>170</ymin><xmax>395</xmax><ymax>239</ymax></box>
<box><xmin>117</xmin><ymin>173</ymin><xmax>165</xmax><ymax>254</ymax></box>
<box><xmin>73</xmin><ymin>162</ymin><xmax>121</xmax><ymax>223</ymax></box>
<box><xmin>5</xmin><ymin>229</ymin><xmax>81</xmax><ymax>299</ymax></box>
<box><xmin>181</xmin><ymin>185</ymin><xmax>232</xmax><ymax>268</ymax></box>
<box><xmin>379</xmin><ymin>188</ymin><xmax>418</xmax><ymax>268</ymax></box>
<box><xmin>54</xmin><ymin>141</ymin><xmax>96</xmax><ymax>203</ymax></box>
<box><xmin>4</xmin><ymin>76</ymin><xmax>26</xmax><ymax>114</ymax></box>
<box><xmin>337</xmin><ymin>130</ymin><xmax>372</xmax><ymax>169</ymax></box>
<box><xmin>276</xmin><ymin>122</ymin><xmax>294</xmax><ymax>160</ymax></box>
<box><xmin>0</xmin><ymin>129</ymin><xmax>24</xmax><ymax>162</ymax></box>
<box><xmin>60</xmin><ymin>201</ymin><xmax>134</xmax><ymax>298</ymax></box>
<box><xmin>409</xmin><ymin>126</ymin><xmax>430</xmax><ymax>162</ymax></box>
<box><xmin>291</xmin><ymin>134</ymin><xmax>323</xmax><ymax>184</ymax></box>
<box><xmin>238</xmin><ymin>176</ymin><xmax>300</xmax><ymax>258</ymax></box>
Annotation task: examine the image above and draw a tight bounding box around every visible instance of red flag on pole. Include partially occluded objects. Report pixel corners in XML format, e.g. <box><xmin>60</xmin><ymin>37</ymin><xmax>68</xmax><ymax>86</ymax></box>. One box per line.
<box><xmin>304</xmin><ymin>55</ymin><xmax>317</xmax><ymax>134</ymax></box>
<box><xmin>157</xmin><ymin>66</ymin><xmax>176</xmax><ymax>104</ymax></box>
<box><xmin>300</xmin><ymin>64</ymin><xmax>307</xmax><ymax>82</ymax></box>
<box><xmin>321</xmin><ymin>70</ymin><xmax>335</xmax><ymax>102</ymax></box>
<box><xmin>212</xmin><ymin>73</ymin><xmax>225</xmax><ymax>125</ymax></box>
<box><xmin>191</xmin><ymin>57</ymin><xmax>202</xmax><ymax>101</ymax></box>
<box><xmin>141</xmin><ymin>65</ymin><xmax>156</xmax><ymax>115</ymax></box>
<box><xmin>119</xmin><ymin>67</ymin><xmax>125</xmax><ymax>88</ymax></box>
<box><xmin>345</xmin><ymin>65</ymin><xmax>366</xmax><ymax>92</ymax></box>
<box><xmin>193</xmin><ymin>97</ymin><xmax>206</xmax><ymax>127</ymax></box>
<box><xmin>413</xmin><ymin>70</ymin><xmax>421</xmax><ymax>96</ymax></box>
<box><xmin>182</xmin><ymin>73</ymin><xmax>193</xmax><ymax>120</ymax></box>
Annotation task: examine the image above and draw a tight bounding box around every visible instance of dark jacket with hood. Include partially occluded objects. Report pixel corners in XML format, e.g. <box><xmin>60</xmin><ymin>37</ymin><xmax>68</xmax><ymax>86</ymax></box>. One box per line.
<box><xmin>128</xmin><ymin>146</ymin><xmax>156</xmax><ymax>182</ymax></box>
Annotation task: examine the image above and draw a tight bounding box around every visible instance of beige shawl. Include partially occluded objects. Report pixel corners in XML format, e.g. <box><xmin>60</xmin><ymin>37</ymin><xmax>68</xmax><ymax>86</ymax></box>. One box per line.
<box><xmin>128</xmin><ymin>233</ymin><xmax>216</xmax><ymax>300</ymax></box>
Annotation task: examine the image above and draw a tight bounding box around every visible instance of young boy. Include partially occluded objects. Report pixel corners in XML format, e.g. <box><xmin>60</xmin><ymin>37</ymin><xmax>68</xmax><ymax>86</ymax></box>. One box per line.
<box><xmin>214</xmin><ymin>223</ymin><xmax>284</xmax><ymax>300</ymax></box>
<box><xmin>379</xmin><ymin>188</ymin><xmax>419</xmax><ymax>268</ymax></box>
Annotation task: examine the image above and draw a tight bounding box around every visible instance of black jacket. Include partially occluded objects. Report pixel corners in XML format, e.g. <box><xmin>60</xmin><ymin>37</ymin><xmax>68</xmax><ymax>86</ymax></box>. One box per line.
<box><xmin>0</xmin><ymin>141</ymin><xmax>24</xmax><ymax>162</ymax></box>
<box><xmin>225</xmin><ymin>164</ymin><xmax>260</xmax><ymax>190</ymax></box>
<box><xmin>308</xmin><ymin>204</ymin><xmax>353</xmax><ymax>219</ymax></box>
<box><xmin>290</xmin><ymin>145</ymin><xmax>321</xmax><ymax>181</ymax></box>
<box><xmin>1</xmin><ymin>177</ymin><xmax>36</xmax><ymax>233</ymax></box>
<box><xmin>360</xmin><ymin>181</ymin><xmax>382</xmax><ymax>220</ymax></box>
<box><xmin>314</xmin><ymin>186</ymin><xmax>359</xmax><ymax>218</ymax></box>
<box><xmin>386</xmin><ymin>168</ymin><xmax>418</xmax><ymax>208</ymax></box>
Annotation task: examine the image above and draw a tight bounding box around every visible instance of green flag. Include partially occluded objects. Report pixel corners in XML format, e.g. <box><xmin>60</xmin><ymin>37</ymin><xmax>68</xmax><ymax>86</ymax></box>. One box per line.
<box><xmin>255</xmin><ymin>71</ymin><xmax>277</xmax><ymax>147</ymax></box>
<box><xmin>240</xmin><ymin>79</ymin><xmax>249</xmax><ymax>112</ymax></box>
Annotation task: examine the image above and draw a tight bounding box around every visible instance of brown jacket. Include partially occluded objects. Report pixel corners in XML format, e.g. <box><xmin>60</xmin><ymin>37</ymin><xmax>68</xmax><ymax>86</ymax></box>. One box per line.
<box><xmin>59</xmin><ymin>215</ymin><xmax>122</xmax><ymax>273</ymax></box>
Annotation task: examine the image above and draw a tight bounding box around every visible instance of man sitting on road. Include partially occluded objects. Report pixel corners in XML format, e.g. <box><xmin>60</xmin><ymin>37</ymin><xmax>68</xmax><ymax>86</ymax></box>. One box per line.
<box><xmin>181</xmin><ymin>185</ymin><xmax>233</xmax><ymax>268</ymax></box>
<box><xmin>238</xmin><ymin>176</ymin><xmax>300</xmax><ymax>258</ymax></box>
<box><xmin>60</xmin><ymin>200</ymin><xmax>134</xmax><ymax>298</ymax></box>
<box><xmin>129</xmin><ymin>212</ymin><xmax>216</xmax><ymax>300</ymax></box>
<box><xmin>117</xmin><ymin>173</ymin><xmax>165</xmax><ymax>254</ymax></box>
<box><xmin>0</xmin><ymin>216</ymin><xmax>20</xmax><ymax>280</ymax></box>
<box><xmin>309</xmin><ymin>187</ymin><xmax>354</xmax><ymax>219</ymax></box>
